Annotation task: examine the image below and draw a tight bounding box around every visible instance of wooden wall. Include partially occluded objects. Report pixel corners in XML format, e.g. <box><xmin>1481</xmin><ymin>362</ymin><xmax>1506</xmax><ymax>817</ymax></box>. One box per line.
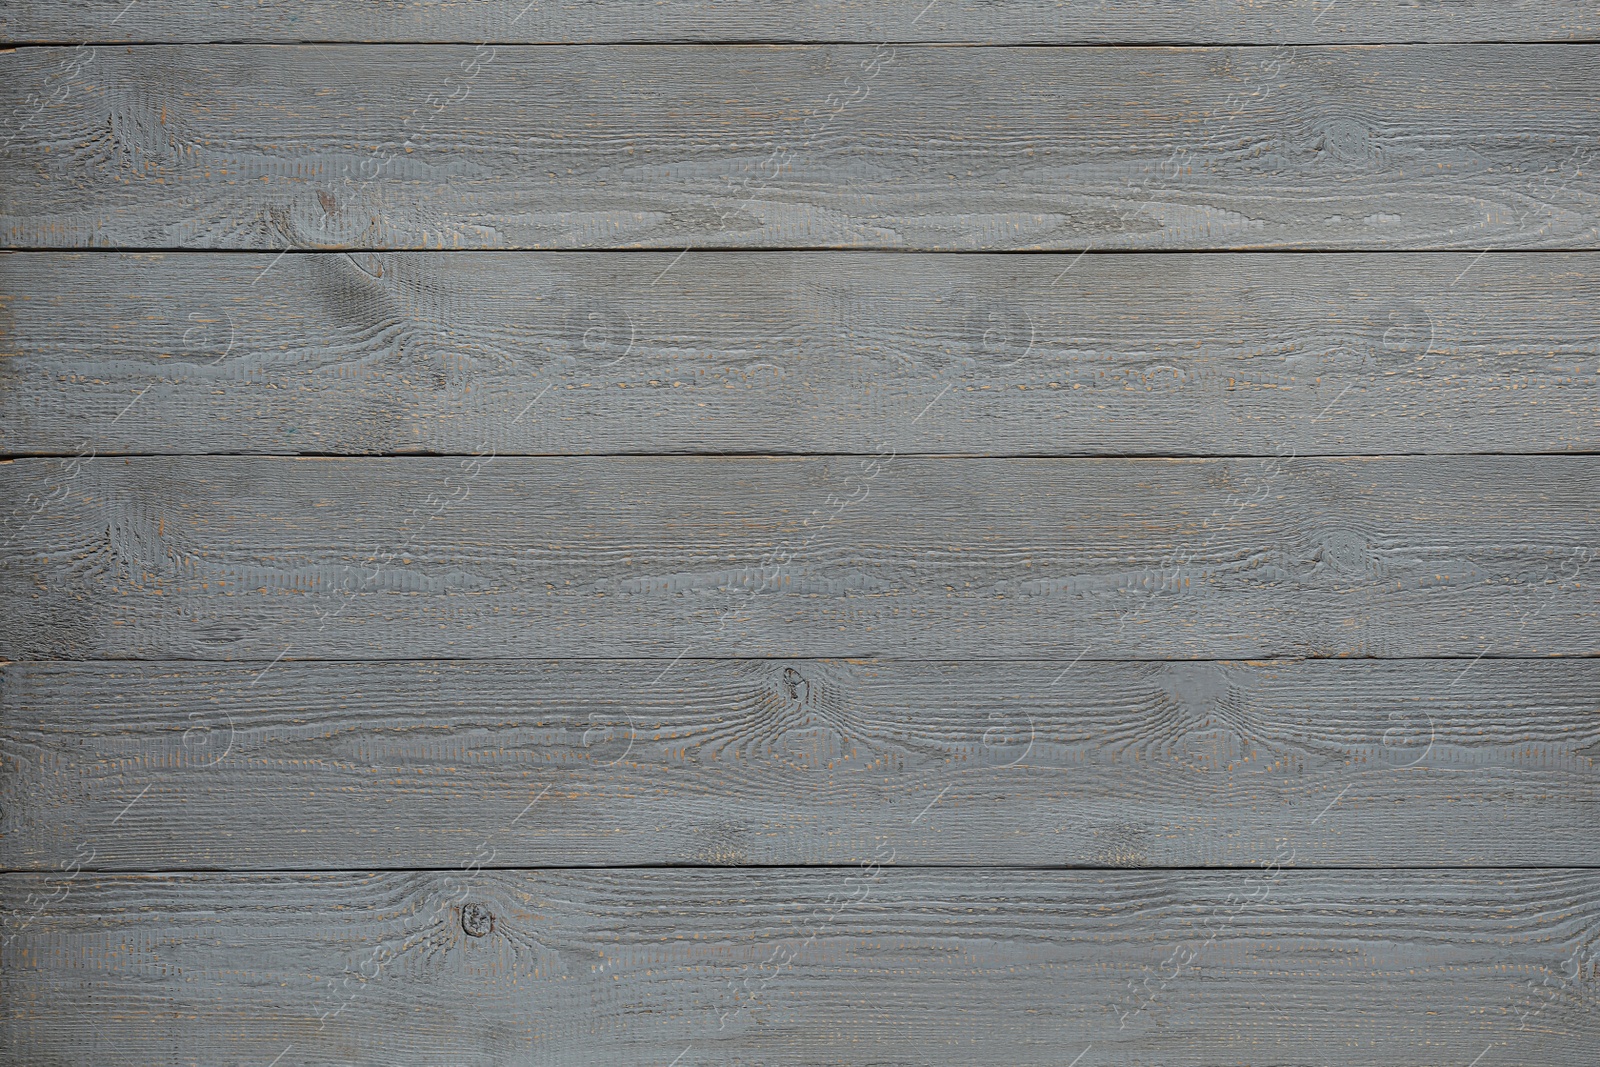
<box><xmin>1</xmin><ymin>4</ymin><xmax>1596</xmax><ymax>1065</ymax></box>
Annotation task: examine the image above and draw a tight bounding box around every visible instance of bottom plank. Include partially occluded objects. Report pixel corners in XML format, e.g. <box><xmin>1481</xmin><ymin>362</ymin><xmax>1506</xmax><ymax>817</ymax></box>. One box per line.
<box><xmin>3</xmin><ymin>869</ymin><xmax>1597</xmax><ymax>1066</ymax></box>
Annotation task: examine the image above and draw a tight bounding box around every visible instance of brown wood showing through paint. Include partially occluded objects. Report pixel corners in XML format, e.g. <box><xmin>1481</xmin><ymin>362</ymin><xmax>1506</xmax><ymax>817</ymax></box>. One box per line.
<box><xmin>2</xmin><ymin>657</ymin><xmax>1596</xmax><ymax>871</ymax></box>
<box><xmin>3</xmin><ymin>45</ymin><xmax>1597</xmax><ymax>251</ymax></box>
<box><xmin>1</xmin><ymin>455</ymin><xmax>1594</xmax><ymax>661</ymax></box>
<box><xmin>2</xmin><ymin>251</ymin><xmax>1595</xmax><ymax>458</ymax></box>
<box><xmin>2</xmin><ymin>868</ymin><xmax>1597</xmax><ymax>1065</ymax></box>
<box><xmin>9</xmin><ymin>0</ymin><xmax>1600</xmax><ymax>45</ymax></box>
<box><xmin>2</xmin><ymin>11</ymin><xmax>1597</xmax><ymax>1067</ymax></box>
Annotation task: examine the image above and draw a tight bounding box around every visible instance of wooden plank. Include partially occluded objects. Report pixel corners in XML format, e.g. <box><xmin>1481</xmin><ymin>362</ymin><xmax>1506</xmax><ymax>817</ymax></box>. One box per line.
<box><xmin>8</xmin><ymin>0</ymin><xmax>1600</xmax><ymax>45</ymax></box>
<box><xmin>5</xmin><ymin>45</ymin><xmax>1598</xmax><ymax>251</ymax></box>
<box><xmin>4</xmin><ymin>250</ymin><xmax>1597</xmax><ymax>458</ymax></box>
<box><xmin>4</xmin><ymin>657</ymin><xmax>1596</xmax><ymax>871</ymax></box>
<box><xmin>1</xmin><ymin>455</ymin><xmax>1594</xmax><ymax>661</ymax></box>
<box><xmin>3</xmin><ymin>868</ymin><xmax>1597</xmax><ymax>1065</ymax></box>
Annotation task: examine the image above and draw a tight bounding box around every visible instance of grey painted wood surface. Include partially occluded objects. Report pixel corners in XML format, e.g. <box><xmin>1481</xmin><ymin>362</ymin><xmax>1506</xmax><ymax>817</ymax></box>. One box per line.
<box><xmin>3</xmin><ymin>250</ymin><xmax>1596</xmax><ymax>458</ymax></box>
<box><xmin>9</xmin><ymin>0</ymin><xmax>1600</xmax><ymax>45</ymax></box>
<box><xmin>5</xmin><ymin>45</ymin><xmax>1598</xmax><ymax>251</ymax></box>
<box><xmin>4</xmin><ymin>8</ymin><xmax>1598</xmax><ymax>1065</ymax></box>
<box><xmin>4</xmin><ymin>657</ymin><xmax>1597</xmax><ymax>871</ymax></box>
<box><xmin>4</xmin><ymin>868</ymin><xmax>1597</xmax><ymax>1066</ymax></box>
<box><xmin>3</xmin><ymin>455</ymin><xmax>1594</xmax><ymax>661</ymax></box>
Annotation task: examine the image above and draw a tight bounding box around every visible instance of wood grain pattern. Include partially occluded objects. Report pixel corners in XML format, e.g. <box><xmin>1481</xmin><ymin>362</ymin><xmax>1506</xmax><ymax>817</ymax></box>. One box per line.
<box><xmin>8</xmin><ymin>0</ymin><xmax>1600</xmax><ymax>45</ymax></box>
<box><xmin>4</xmin><ymin>868</ymin><xmax>1598</xmax><ymax>1065</ymax></box>
<box><xmin>2</xmin><ymin>455</ymin><xmax>1594</xmax><ymax>661</ymax></box>
<box><xmin>4</xmin><ymin>250</ymin><xmax>1596</xmax><ymax>458</ymax></box>
<box><xmin>5</xmin><ymin>45</ymin><xmax>1598</xmax><ymax>251</ymax></box>
<box><xmin>4</xmin><ymin>657</ymin><xmax>1597</xmax><ymax>871</ymax></box>
<box><xmin>5</xmin><ymin>6</ymin><xmax>1597</xmax><ymax>1067</ymax></box>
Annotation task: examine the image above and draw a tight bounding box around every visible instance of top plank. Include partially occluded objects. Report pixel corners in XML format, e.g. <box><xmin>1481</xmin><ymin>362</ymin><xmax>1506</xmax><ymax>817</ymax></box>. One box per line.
<box><xmin>5</xmin><ymin>0</ymin><xmax>1600</xmax><ymax>44</ymax></box>
<box><xmin>3</xmin><ymin>44</ymin><xmax>1597</xmax><ymax>251</ymax></box>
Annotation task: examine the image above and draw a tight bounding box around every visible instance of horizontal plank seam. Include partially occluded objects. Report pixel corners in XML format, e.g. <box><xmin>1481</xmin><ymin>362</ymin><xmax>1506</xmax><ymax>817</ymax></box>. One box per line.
<box><xmin>8</xmin><ymin>450</ymin><xmax>1596</xmax><ymax>462</ymax></box>
<box><xmin>5</xmin><ymin>655</ymin><xmax>1597</xmax><ymax>665</ymax></box>
<box><xmin>8</xmin><ymin>38</ymin><xmax>1600</xmax><ymax>48</ymax></box>
<box><xmin>5</xmin><ymin>864</ymin><xmax>1599</xmax><ymax>876</ymax></box>
<box><xmin>4</xmin><ymin>654</ymin><xmax>1595</xmax><ymax>668</ymax></box>
<box><xmin>9</xmin><ymin>453</ymin><xmax>1598</xmax><ymax>463</ymax></box>
<box><xmin>8</xmin><ymin>247</ymin><xmax>1600</xmax><ymax>257</ymax></box>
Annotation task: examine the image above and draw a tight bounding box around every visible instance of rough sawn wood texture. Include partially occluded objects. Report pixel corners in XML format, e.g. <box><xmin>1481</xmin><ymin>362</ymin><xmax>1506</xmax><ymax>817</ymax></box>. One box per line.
<box><xmin>3</xmin><ymin>869</ymin><xmax>1598</xmax><ymax>1066</ymax></box>
<box><xmin>3</xmin><ymin>250</ymin><xmax>1596</xmax><ymax>457</ymax></box>
<box><xmin>3</xmin><ymin>45</ymin><xmax>1598</xmax><ymax>251</ymax></box>
<box><xmin>2</xmin><ymin>455</ymin><xmax>1594</xmax><ymax>661</ymax></box>
<box><xmin>8</xmin><ymin>0</ymin><xmax>1600</xmax><ymax>45</ymax></box>
<box><xmin>3</xmin><ymin>11</ymin><xmax>1598</xmax><ymax>1067</ymax></box>
<box><xmin>3</xmin><ymin>657</ymin><xmax>1597</xmax><ymax>871</ymax></box>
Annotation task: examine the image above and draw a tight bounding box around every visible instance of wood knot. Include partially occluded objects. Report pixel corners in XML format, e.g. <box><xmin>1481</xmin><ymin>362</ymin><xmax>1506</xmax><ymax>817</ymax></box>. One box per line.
<box><xmin>1309</xmin><ymin>528</ymin><xmax>1374</xmax><ymax>575</ymax></box>
<box><xmin>781</xmin><ymin>666</ymin><xmax>810</xmax><ymax>702</ymax></box>
<box><xmin>1315</xmin><ymin>116</ymin><xmax>1381</xmax><ymax>167</ymax></box>
<box><xmin>461</xmin><ymin>902</ymin><xmax>494</xmax><ymax>938</ymax></box>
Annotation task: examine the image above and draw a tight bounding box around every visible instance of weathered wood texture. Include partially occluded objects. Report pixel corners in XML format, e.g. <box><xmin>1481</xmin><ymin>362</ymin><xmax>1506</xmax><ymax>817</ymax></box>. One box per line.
<box><xmin>4</xmin><ymin>657</ymin><xmax>1597</xmax><ymax>871</ymax></box>
<box><xmin>4</xmin><ymin>868</ymin><xmax>1598</xmax><ymax>1065</ymax></box>
<box><xmin>2</xmin><ymin>455</ymin><xmax>1594</xmax><ymax>661</ymax></box>
<box><xmin>9</xmin><ymin>0</ymin><xmax>1600</xmax><ymax>44</ymax></box>
<box><xmin>4</xmin><ymin>6</ymin><xmax>1597</xmax><ymax>1067</ymax></box>
<box><xmin>4</xmin><ymin>250</ymin><xmax>1596</xmax><ymax>458</ymax></box>
<box><xmin>5</xmin><ymin>45</ymin><xmax>1598</xmax><ymax>251</ymax></box>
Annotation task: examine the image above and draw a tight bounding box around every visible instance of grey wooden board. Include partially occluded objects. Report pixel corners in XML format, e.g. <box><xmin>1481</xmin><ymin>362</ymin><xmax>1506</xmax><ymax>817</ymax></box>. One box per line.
<box><xmin>3</xmin><ymin>868</ymin><xmax>1598</xmax><ymax>1066</ymax></box>
<box><xmin>8</xmin><ymin>0</ymin><xmax>1600</xmax><ymax>45</ymax></box>
<box><xmin>2</xmin><ymin>455</ymin><xmax>1594</xmax><ymax>661</ymax></box>
<box><xmin>4</xmin><ymin>657</ymin><xmax>1597</xmax><ymax>871</ymax></box>
<box><xmin>4</xmin><ymin>250</ymin><xmax>1598</xmax><ymax>458</ymax></box>
<box><xmin>5</xmin><ymin>45</ymin><xmax>1599</xmax><ymax>251</ymax></box>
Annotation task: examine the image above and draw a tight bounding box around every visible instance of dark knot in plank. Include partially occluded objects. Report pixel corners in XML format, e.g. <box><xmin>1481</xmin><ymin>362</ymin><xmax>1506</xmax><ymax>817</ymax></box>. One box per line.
<box><xmin>461</xmin><ymin>902</ymin><xmax>494</xmax><ymax>938</ymax></box>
